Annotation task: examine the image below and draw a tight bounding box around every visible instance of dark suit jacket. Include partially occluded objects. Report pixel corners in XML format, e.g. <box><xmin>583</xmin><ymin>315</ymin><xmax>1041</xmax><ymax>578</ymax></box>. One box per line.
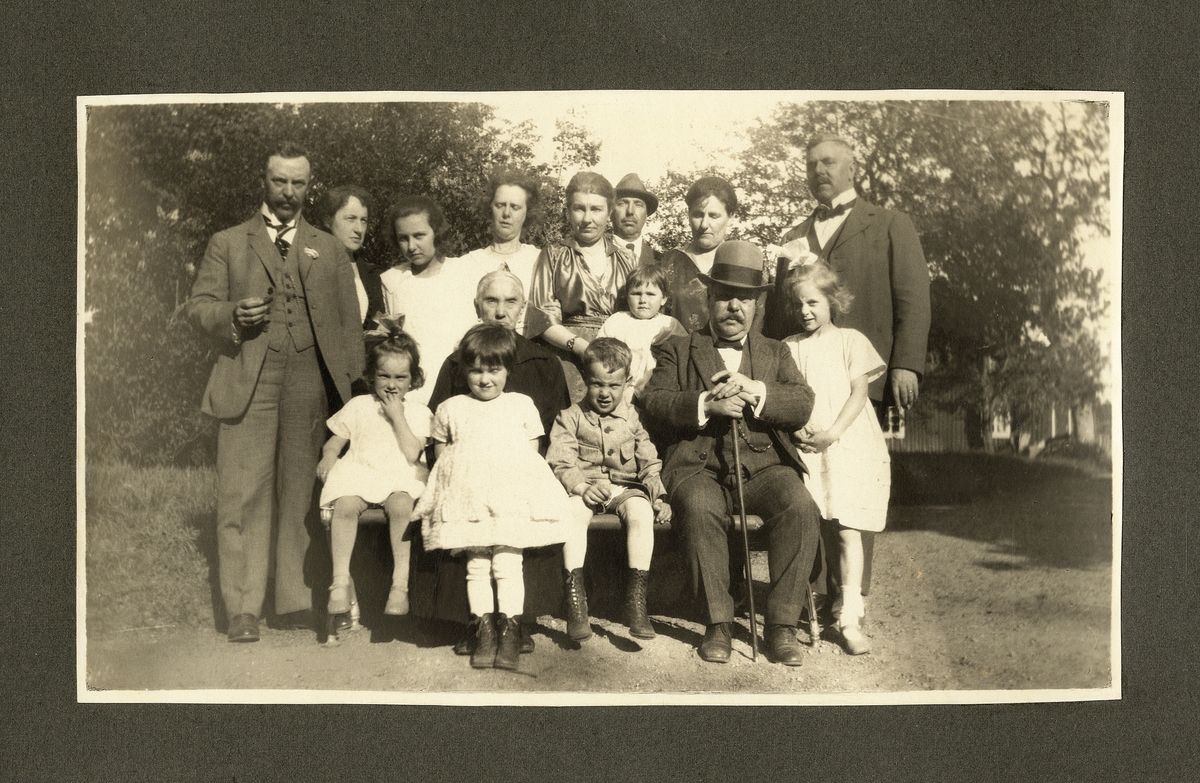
<box><xmin>765</xmin><ymin>198</ymin><xmax>931</xmax><ymax>401</ymax></box>
<box><xmin>355</xmin><ymin>257</ymin><xmax>386</xmax><ymax>326</ymax></box>
<box><xmin>608</xmin><ymin>235</ymin><xmax>660</xmax><ymax>268</ymax></box>
<box><xmin>187</xmin><ymin>214</ymin><xmax>365</xmax><ymax>419</ymax></box>
<box><xmin>639</xmin><ymin>327</ymin><xmax>814</xmax><ymax>498</ymax></box>
<box><xmin>637</xmin><ymin>241</ymin><xmax>661</xmax><ymax>267</ymax></box>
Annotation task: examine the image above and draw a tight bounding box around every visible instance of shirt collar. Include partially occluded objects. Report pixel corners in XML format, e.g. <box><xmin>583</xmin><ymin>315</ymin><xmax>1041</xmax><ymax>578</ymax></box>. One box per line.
<box><xmin>582</xmin><ymin>399</ymin><xmax>632</xmax><ymax>422</ymax></box>
<box><xmin>827</xmin><ymin>188</ymin><xmax>857</xmax><ymax>209</ymax></box>
<box><xmin>612</xmin><ymin>233</ymin><xmax>641</xmax><ymax>254</ymax></box>
<box><xmin>260</xmin><ymin>203</ymin><xmax>298</xmax><ymax>229</ymax></box>
<box><xmin>709</xmin><ymin>328</ymin><xmax>748</xmax><ymax>349</ymax></box>
<box><xmin>565</xmin><ymin>235</ymin><xmax>619</xmax><ymax>256</ymax></box>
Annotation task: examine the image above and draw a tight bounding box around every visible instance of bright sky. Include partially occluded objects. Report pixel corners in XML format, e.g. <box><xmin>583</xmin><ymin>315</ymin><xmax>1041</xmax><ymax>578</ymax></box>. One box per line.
<box><xmin>489</xmin><ymin>91</ymin><xmax>794</xmax><ymax>184</ymax></box>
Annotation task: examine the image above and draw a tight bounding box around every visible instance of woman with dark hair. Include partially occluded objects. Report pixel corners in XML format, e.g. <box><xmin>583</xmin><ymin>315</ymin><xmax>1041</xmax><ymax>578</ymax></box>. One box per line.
<box><xmin>526</xmin><ymin>171</ymin><xmax>638</xmax><ymax>400</ymax></box>
<box><xmin>658</xmin><ymin>175</ymin><xmax>746</xmax><ymax>333</ymax></box>
<box><xmin>379</xmin><ymin>195</ymin><xmax>489</xmax><ymax>407</ymax></box>
<box><xmin>313</xmin><ymin>185</ymin><xmax>383</xmax><ymax>327</ymax></box>
<box><xmin>459</xmin><ymin>170</ymin><xmax>544</xmax><ymax>329</ymax></box>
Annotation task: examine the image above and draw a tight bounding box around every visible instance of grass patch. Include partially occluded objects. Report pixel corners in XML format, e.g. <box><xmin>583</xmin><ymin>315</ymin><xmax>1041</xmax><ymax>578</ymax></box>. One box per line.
<box><xmin>85</xmin><ymin>462</ymin><xmax>217</xmax><ymax>634</ymax></box>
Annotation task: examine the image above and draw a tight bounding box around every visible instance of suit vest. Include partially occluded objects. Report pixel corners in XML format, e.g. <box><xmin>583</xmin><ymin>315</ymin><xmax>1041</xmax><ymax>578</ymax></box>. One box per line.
<box><xmin>267</xmin><ymin>243</ymin><xmax>316</xmax><ymax>352</ymax></box>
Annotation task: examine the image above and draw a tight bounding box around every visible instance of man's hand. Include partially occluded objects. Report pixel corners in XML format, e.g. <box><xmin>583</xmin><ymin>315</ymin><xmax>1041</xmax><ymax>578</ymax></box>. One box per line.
<box><xmin>234</xmin><ymin>293</ymin><xmax>273</xmax><ymax>329</ymax></box>
<box><xmin>704</xmin><ymin>370</ymin><xmax>760</xmax><ymax>419</ymax></box>
<box><xmin>581</xmin><ymin>481</ymin><xmax>612</xmax><ymax>508</ymax></box>
<box><xmin>889</xmin><ymin>368</ymin><xmax>919</xmax><ymax>409</ymax></box>
<box><xmin>709</xmin><ymin>370</ymin><xmax>756</xmax><ymax>401</ymax></box>
<box><xmin>704</xmin><ymin>393</ymin><xmax>747</xmax><ymax>419</ymax></box>
<box><xmin>652</xmin><ymin>498</ymin><xmax>673</xmax><ymax>525</ymax></box>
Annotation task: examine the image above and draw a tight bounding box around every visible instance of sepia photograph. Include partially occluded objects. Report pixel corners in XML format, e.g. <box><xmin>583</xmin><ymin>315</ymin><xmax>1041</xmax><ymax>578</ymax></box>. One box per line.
<box><xmin>78</xmin><ymin>90</ymin><xmax>1120</xmax><ymax>704</ymax></box>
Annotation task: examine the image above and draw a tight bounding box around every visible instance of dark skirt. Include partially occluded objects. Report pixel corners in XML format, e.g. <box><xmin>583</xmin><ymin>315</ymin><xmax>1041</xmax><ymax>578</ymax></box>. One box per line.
<box><xmin>408</xmin><ymin>532</ymin><xmax>565</xmax><ymax>623</ymax></box>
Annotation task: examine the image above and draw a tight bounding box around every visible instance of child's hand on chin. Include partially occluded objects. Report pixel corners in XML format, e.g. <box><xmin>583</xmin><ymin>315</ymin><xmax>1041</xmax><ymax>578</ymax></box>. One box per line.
<box><xmin>380</xmin><ymin>391</ymin><xmax>406</xmax><ymax>421</ymax></box>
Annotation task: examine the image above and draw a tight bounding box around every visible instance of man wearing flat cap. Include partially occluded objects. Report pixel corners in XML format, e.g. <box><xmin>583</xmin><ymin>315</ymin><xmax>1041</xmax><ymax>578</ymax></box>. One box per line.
<box><xmin>611</xmin><ymin>173</ymin><xmax>660</xmax><ymax>266</ymax></box>
<box><xmin>640</xmin><ymin>241</ymin><xmax>821</xmax><ymax>665</ymax></box>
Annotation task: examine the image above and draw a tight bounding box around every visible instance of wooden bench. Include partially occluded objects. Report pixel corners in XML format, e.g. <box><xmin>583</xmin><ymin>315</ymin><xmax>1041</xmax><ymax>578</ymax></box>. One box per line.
<box><xmin>329</xmin><ymin>507</ymin><xmax>764</xmax><ymax>532</ymax></box>
<box><xmin>317</xmin><ymin>507</ymin><xmax>764</xmax><ymax>641</ymax></box>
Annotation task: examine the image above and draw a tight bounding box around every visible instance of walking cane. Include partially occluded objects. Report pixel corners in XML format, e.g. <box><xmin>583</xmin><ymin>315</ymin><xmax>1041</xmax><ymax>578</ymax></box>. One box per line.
<box><xmin>729</xmin><ymin>418</ymin><xmax>759</xmax><ymax>662</ymax></box>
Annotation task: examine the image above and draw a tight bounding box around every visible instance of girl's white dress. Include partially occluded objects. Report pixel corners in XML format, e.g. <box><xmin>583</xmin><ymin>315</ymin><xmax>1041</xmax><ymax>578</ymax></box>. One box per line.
<box><xmin>784</xmin><ymin>326</ymin><xmax>891</xmax><ymax>532</ymax></box>
<box><xmin>413</xmin><ymin>392</ymin><xmax>584</xmax><ymax>551</ymax></box>
<box><xmin>379</xmin><ymin>257</ymin><xmax>494</xmax><ymax>407</ymax></box>
<box><xmin>597</xmin><ymin>311</ymin><xmax>687</xmax><ymax>399</ymax></box>
<box><xmin>319</xmin><ymin>394</ymin><xmax>433</xmax><ymax>506</ymax></box>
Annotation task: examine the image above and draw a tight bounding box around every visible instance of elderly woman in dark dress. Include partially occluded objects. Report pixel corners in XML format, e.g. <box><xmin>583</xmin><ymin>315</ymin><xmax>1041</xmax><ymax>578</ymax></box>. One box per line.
<box><xmin>313</xmin><ymin>185</ymin><xmax>385</xmax><ymax>327</ymax></box>
<box><xmin>657</xmin><ymin>175</ymin><xmax>764</xmax><ymax>334</ymax></box>
<box><xmin>526</xmin><ymin>171</ymin><xmax>639</xmax><ymax>401</ymax></box>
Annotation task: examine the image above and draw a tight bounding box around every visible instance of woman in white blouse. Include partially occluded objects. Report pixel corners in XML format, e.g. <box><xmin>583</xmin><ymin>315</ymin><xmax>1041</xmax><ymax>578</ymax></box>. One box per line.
<box><xmin>379</xmin><ymin>195</ymin><xmax>491</xmax><ymax>407</ymax></box>
<box><xmin>458</xmin><ymin>169</ymin><xmax>544</xmax><ymax>332</ymax></box>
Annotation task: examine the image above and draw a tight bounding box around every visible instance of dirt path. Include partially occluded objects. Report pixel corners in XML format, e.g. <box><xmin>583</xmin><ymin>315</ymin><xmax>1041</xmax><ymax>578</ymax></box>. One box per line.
<box><xmin>86</xmin><ymin>471</ymin><xmax>1113</xmax><ymax>700</ymax></box>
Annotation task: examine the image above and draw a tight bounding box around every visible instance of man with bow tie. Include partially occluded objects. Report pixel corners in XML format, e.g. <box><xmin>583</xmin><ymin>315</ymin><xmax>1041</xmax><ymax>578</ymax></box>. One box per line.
<box><xmin>764</xmin><ymin>132</ymin><xmax>931</xmax><ymax>623</ymax></box>
<box><xmin>641</xmin><ymin>241</ymin><xmax>821</xmax><ymax>665</ymax></box>
<box><xmin>187</xmin><ymin>143</ymin><xmax>363</xmax><ymax>642</ymax></box>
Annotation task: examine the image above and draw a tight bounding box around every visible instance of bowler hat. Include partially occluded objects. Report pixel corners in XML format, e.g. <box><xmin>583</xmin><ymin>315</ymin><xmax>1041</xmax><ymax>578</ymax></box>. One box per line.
<box><xmin>697</xmin><ymin>240</ymin><xmax>771</xmax><ymax>291</ymax></box>
<box><xmin>613</xmin><ymin>173</ymin><xmax>659</xmax><ymax>215</ymax></box>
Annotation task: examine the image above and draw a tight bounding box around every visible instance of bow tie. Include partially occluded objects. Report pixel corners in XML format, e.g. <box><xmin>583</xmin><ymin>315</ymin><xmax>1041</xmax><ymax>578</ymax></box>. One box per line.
<box><xmin>812</xmin><ymin>200</ymin><xmax>854</xmax><ymax>221</ymax></box>
<box><xmin>715</xmin><ymin>339</ymin><xmax>744</xmax><ymax>351</ymax></box>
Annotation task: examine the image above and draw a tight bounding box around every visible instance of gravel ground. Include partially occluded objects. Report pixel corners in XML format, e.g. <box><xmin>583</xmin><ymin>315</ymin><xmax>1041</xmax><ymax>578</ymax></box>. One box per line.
<box><xmin>84</xmin><ymin>465</ymin><xmax>1113</xmax><ymax>702</ymax></box>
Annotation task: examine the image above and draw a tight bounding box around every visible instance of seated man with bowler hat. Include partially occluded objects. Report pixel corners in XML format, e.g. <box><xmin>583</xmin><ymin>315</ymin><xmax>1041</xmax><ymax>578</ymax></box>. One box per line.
<box><xmin>611</xmin><ymin>173</ymin><xmax>661</xmax><ymax>266</ymax></box>
<box><xmin>639</xmin><ymin>241</ymin><xmax>822</xmax><ymax>665</ymax></box>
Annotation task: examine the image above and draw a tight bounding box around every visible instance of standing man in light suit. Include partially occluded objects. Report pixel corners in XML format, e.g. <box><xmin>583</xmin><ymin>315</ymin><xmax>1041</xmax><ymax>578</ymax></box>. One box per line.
<box><xmin>764</xmin><ymin>132</ymin><xmax>931</xmax><ymax>613</ymax></box>
<box><xmin>611</xmin><ymin>173</ymin><xmax>661</xmax><ymax>266</ymax></box>
<box><xmin>187</xmin><ymin>143</ymin><xmax>364</xmax><ymax>642</ymax></box>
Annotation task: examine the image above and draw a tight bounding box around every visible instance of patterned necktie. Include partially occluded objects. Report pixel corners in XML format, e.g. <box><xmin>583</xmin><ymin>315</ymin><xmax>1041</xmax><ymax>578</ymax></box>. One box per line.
<box><xmin>264</xmin><ymin>215</ymin><xmax>292</xmax><ymax>258</ymax></box>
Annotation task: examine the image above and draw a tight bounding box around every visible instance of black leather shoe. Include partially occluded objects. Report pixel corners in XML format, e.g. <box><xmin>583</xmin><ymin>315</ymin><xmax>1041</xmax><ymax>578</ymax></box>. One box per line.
<box><xmin>274</xmin><ymin>609</ymin><xmax>317</xmax><ymax>632</ymax></box>
<box><xmin>563</xmin><ymin>568</ymin><xmax>592</xmax><ymax>641</ymax></box>
<box><xmin>518</xmin><ymin>619</ymin><xmax>535</xmax><ymax>654</ymax></box>
<box><xmin>228</xmin><ymin>613</ymin><xmax>259</xmax><ymax>643</ymax></box>
<box><xmin>454</xmin><ymin>618</ymin><xmax>478</xmax><ymax>656</ymax></box>
<box><xmin>471</xmin><ymin>614</ymin><xmax>497</xmax><ymax>669</ymax></box>
<box><xmin>494</xmin><ymin>613</ymin><xmax>520</xmax><ymax>671</ymax></box>
<box><xmin>625</xmin><ymin>569</ymin><xmax>655</xmax><ymax>640</ymax></box>
<box><xmin>698</xmin><ymin>622</ymin><xmax>732</xmax><ymax>663</ymax></box>
<box><xmin>766</xmin><ymin>624</ymin><xmax>805</xmax><ymax>666</ymax></box>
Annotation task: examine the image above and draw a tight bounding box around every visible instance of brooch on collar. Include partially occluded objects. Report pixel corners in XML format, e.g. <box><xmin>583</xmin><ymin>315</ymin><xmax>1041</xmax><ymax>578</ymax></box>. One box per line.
<box><xmin>303</xmin><ymin>247</ymin><xmax>319</xmax><ymax>259</ymax></box>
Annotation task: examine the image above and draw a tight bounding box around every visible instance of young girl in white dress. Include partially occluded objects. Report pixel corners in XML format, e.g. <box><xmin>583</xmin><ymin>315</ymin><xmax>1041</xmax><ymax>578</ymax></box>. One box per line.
<box><xmin>783</xmin><ymin>264</ymin><xmax>891</xmax><ymax>655</ymax></box>
<box><xmin>318</xmin><ymin>318</ymin><xmax>433</xmax><ymax>618</ymax></box>
<box><xmin>598</xmin><ymin>263</ymin><xmax>687</xmax><ymax>404</ymax></box>
<box><xmin>413</xmin><ymin>322</ymin><xmax>587</xmax><ymax>671</ymax></box>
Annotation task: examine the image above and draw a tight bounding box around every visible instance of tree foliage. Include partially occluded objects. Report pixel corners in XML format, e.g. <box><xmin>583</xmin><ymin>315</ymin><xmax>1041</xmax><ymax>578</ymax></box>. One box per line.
<box><xmin>85</xmin><ymin>99</ymin><xmax>1111</xmax><ymax>463</ymax></box>
<box><xmin>84</xmin><ymin>101</ymin><xmax>600</xmax><ymax>465</ymax></box>
<box><xmin>680</xmin><ymin>100</ymin><xmax>1111</xmax><ymax>431</ymax></box>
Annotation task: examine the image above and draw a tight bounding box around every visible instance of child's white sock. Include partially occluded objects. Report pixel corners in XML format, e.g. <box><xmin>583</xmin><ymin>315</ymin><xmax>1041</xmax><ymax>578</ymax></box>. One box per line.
<box><xmin>492</xmin><ymin>547</ymin><xmax>525</xmax><ymax>616</ymax></box>
<box><xmin>465</xmin><ymin>552</ymin><xmax>494</xmax><ymax>616</ymax></box>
